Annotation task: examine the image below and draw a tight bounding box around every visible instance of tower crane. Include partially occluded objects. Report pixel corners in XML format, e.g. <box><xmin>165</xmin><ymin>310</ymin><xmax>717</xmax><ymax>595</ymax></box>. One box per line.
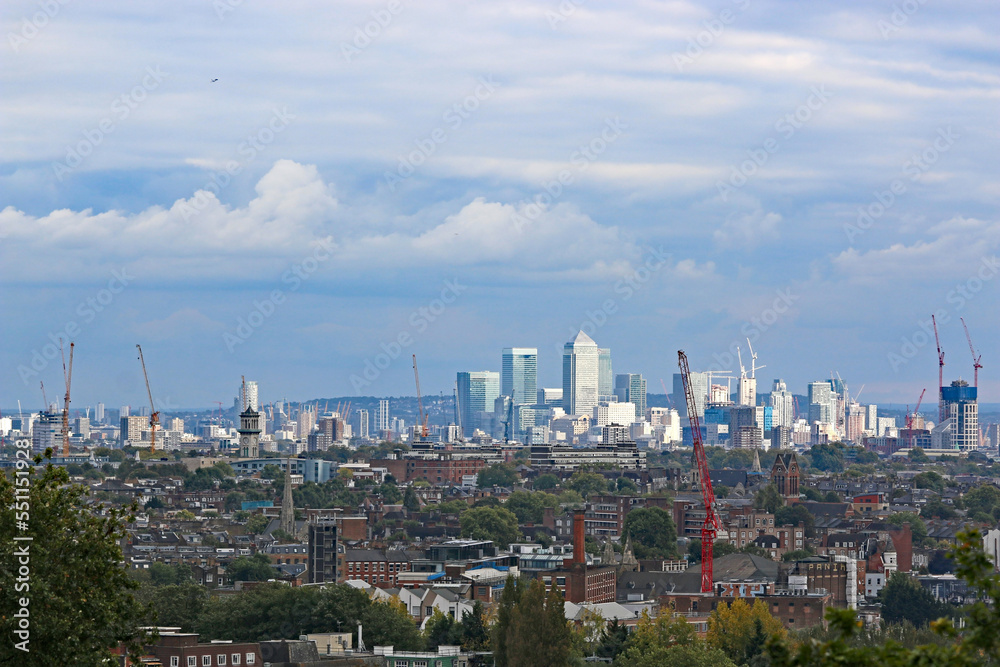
<box><xmin>412</xmin><ymin>354</ymin><xmax>429</xmax><ymax>440</ymax></box>
<box><xmin>678</xmin><ymin>350</ymin><xmax>720</xmax><ymax>594</ymax></box>
<box><xmin>905</xmin><ymin>388</ymin><xmax>926</xmax><ymax>431</ymax></box>
<box><xmin>960</xmin><ymin>317</ymin><xmax>983</xmax><ymax>388</ymax></box>
<box><xmin>60</xmin><ymin>341</ymin><xmax>74</xmax><ymax>456</ymax></box>
<box><xmin>136</xmin><ymin>344</ymin><xmax>159</xmax><ymax>454</ymax></box>
<box><xmin>40</xmin><ymin>381</ymin><xmax>48</xmax><ymax>411</ymax></box>
<box><xmin>931</xmin><ymin>314</ymin><xmax>945</xmax><ymax>422</ymax></box>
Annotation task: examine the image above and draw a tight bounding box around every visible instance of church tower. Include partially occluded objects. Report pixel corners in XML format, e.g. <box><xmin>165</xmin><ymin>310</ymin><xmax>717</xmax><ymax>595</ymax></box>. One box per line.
<box><xmin>237</xmin><ymin>377</ymin><xmax>260</xmax><ymax>458</ymax></box>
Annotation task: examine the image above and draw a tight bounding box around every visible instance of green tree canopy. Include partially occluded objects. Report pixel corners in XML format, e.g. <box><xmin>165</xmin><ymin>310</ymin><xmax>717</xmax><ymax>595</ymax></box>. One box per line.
<box><xmin>226</xmin><ymin>552</ymin><xmax>274</xmax><ymax>582</ymax></box>
<box><xmin>0</xmin><ymin>461</ymin><xmax>153</xmax><ymax>664</ymax></box>
<box><xmin>477</xmin><ymin>463</ymin><xmax>518</xmax><ymax>488</ymax></box>
<box><xmin>753</xmin><ymin>483</ymin><xmax>784</xmax><ymax>514</ymax></box>
<box><xmin>567</xmin><ymin>471</ymin><xmax>608</xmax><ymax>498</ymax></box>
<box><xmin>534</xmin><ymin>473</ymin><xmax>560</xmax><ymax>490</ymax></box>
<box><xmin>775</xmin><ymin>503</ymin><xmax>816</xmax><ymax>537</ymax></box>
<box><xmin>879</xmin><ymin>571</ymin><xmax>954</xmax><ymax>627</ymax></box>
<box><xmin>459</xmin><ymin>506</ymin><xmax>521</xmax><ymax>548</ymax></box>
<box><xmin>622</xmin><ymin>507</ymin><xmax>679</xmax><ymax>559</ymax></box>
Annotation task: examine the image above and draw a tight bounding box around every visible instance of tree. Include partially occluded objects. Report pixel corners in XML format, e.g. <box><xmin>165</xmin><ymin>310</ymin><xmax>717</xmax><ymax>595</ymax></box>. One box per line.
<box><xmin>458</xmin><ymin>601</ymin><xmax>489</xmax><ymax>652</ymax></box>
<box><xmin>622</xmin><ymin>507</ymin><xmax>679</xmax><ymax>559</ymax></box>
<box><xmin>714</xmin><ymin>484</ymin><xmax>731</xmax><ymax>499</ymax></box>
<box><xmin>149</xmin><ymin>561</ymin><xmax>193</xmax><ymax>586</ymax></box>
<box><xmin>913</xmin><ymin>471</ymin><xmax>946</xmax><ymax>492</ymax></box>
<box><xmin>403</xmin><ymin>486</ymin><xmax>420</xmax><ymax>512</ymax></box>
<box><xmin>505</xmin><ymin>490</ymin><xmax>545</xmax><ymax>523</ymax></box>
<box><xmin>0</xmin><ymin>460</ymin><xmax>154</xmax><ymax>664</ymax></box>
<box><xmin>754</xmin><ymin>484</ymin><xmax>784</xmax><ymax>513</ymax></box>
<box><xmin>477</xmin><ymin>463</ymin><xmax>518</xmax><ymax>488</ymax></box>
<box><xmin>823</xmin><ymin>491</ymin><xmax>841</xmax><ymax>503</ymax></box>
<box><xmin>887</xmin><ymin>512</ymin><xmax>928</xmax><ymax>545</ymax></box>
<box><xmin>964</xmin><ymin>484</ymin><xmax>1000</xmax><ymax>517</ymax></box>
<box><xmin>379</xmin><ymin>482</ymin><xmax>402</xmax><ymax>504</ymax></box>
<box><xmin>808</xmin><ymin>443</ymin><xmax>845</xmax><ymax>473</ymax></box>
<box><xmin>136</xmin><ymin>582</ymin><xmax>209</xmax><ymax>629</ymax></box>
<box><xmin>803</xmin><ymin>488</ymin><xmax>824</xmax><ymax>501</ymax></box>
<box><xmin>775</xmin><ymin>504</ymin><xmax>815</xmax><ymax>538</ymax></box>
<box><xmin>175</xmin><ymin>509</ymin><xmax>196</xmax><ymax>520</ymax></box>
<box><xmin>245</xmin><ymin>513</ymin><xmax>270</xmax><ymax>534</ymax></box>
<box><xmin>615</xmin><ymin>477</ymin><xmax>639</xmax><ymax>494</ymax></box>
<box><xmin>492</xmin><ymin>576</ymin><xmax>523</xmax><ymax>667</ymax></box>
<box><xmin>226</xmin><ymin>553</ymin><xmax>274</xmax><ymax>582</ymax></box>
<box><xmin>504</xmin><ymin>578</ymin><xmax>572</xmax><ymax>667</ymax></box>
<box><xmin>880</xmin><ymin>571</ymin><xmax>953</xmax><ymax>627</ymax></box>
<box><xmin>706</xmin><ymin>598</ymin><xmax>786</xmax><ymax>665</ymax></box>
<box><xmin>460</xmin><ymin>506</ymin><xmax>521</xmax><ymax>548</ymax></box>
<box><xmin>567</xmin><ymin>471</ymin><xmax>608</xmax><ymax>498</ymax></box>
<box><xmin>614</xmin><ymin>612</ymin><xmax>733</xmax><ymax>667</ymax></box>
<box><xmin>921</xmin><ymin>499</ymin><xmax>957</xmax><ymax>520</ymax></box>
<box><xmin>535</xmin><ymin>473</ymin><xmax>560</xmax><ymax>490</ymax></box>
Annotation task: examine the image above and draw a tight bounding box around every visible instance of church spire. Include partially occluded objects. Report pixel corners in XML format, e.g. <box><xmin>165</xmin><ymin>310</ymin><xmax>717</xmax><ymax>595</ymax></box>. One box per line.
<box><xmin>751</xmin><ymin>448</ymin><xmax>762</xmax><ymax>473</ymax></box>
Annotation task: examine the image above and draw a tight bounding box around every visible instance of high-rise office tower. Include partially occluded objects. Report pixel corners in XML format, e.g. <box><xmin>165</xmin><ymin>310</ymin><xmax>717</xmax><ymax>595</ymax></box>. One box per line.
<box><xmin>808</xmin><ymin>381</ymin><xmax>835</xmax><ymax>425</ymax></box>
<box><xmin>614</xmin><ymin>374</ymin><xmax>647</xmax><ymax>421</ymax></box>
<box><xmin>598</xmin><ymin>348</ymin><xmax>613</xmax><ymax>398</ymax></box>
<box><xmin>457</xmin><ymin>371</ymin><xmax>500</xmax><ymax>437</ymax></box>
<box><xmin>375</xmin><ymin>399</ymin><xmax>390</xmax><ymax>432</ymax></box>
<box><xmin>942</xmin><ymin>380</ymin><xmax>978</xmax><ymax>451</ymax></box>
<box><xmin>95</xmin><ymin>402</ymin><xmax>105</xmax><ymax>423</ymax></box>
<box><xmin>673</xmin><ymin>371</ymin><xmax>708</xmax><ymax>419</ymax></box>
<box><xmin>502</xmin><ymin>348</ymin><xmax>538</xmax><ymax>405</ymax></box>
<box><xmin>563</xmin><ymin>331</ymin><xmax>600</xmax><ymax>417</ymax></box>
<box><xmin>866</xmin><ymin>404</ymin><xmax>878</xmax><ymax>433</ymax></box>
<box><xmin>769</xmin><ymin>379</ymin><xmax>794</xmax><ymax>428</ymax></box>
<box><xmin>241</xmin><ymin>380</ymin><xmax>259</xmax><ymax>411</ymax></box>
<box><xmin>357</xmin><ymin>409</ymin><xmax>369</xmax><ymax>439</ymax></box>
<box><xmin>120</xmin><ymin>405</ymin><xmax>130</xmax><ymax>418</ymax></box>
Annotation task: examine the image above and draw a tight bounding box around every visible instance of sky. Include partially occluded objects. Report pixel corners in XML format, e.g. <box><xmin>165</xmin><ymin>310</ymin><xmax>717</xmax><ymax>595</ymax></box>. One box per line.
<box><xmin>1</xmin><ymin>0</ymin><xmax>998</xmax><ymax>411</ymax></box>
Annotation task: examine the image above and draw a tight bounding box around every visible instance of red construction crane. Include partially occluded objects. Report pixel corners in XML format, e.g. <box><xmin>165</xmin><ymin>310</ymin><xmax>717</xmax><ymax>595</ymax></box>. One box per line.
<box><xmin>960</xmin><ymin>317</ymin><xmax>983</xmax><ymax>388</ymax></box>
<box><xmin>678</xmin><ymin>350</ymin><xmax>719</xmax><ymax>594</ymax></box>
<box><xmin>905</xmin><ymin>388</ymin><xmax>926</xmax><ymax>431</ymax></box>
<box><xmin>931</xmin><ymin>314</ymin><xmax>945</xmax><ymax>422</ymax></box>
<box><xmin>60</xmin><ymin>341</ymin><xmax>74</xmax><ymax>457</ymax></box>
<box><xmin>412</xmin><ymin>354</ymin><xmax>429</xmax><ymax>440</ymax></box>
<box><xmin>136</xmin><ymin>344</ymin><xmax>159</xmax><ymax>454</ymax></box>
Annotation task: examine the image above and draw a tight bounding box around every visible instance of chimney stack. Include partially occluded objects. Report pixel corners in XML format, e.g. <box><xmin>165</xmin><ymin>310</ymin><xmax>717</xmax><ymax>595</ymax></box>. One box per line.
<box><xmin>573</xmin><ymin>509</ymin><xmax>586</xmax><ymax>565</ymax></box>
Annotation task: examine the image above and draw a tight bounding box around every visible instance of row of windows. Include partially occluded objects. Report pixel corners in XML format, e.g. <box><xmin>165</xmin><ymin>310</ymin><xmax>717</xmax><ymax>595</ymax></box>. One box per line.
<box><xmin>169</xmin><ymin>653</ymin><xmax>254</xmax><ymax>667</ymax></box>
<box><xmin>348</xmin><ymin>562</ymin><xmax>409</xmax><ymax>572</ymax></box>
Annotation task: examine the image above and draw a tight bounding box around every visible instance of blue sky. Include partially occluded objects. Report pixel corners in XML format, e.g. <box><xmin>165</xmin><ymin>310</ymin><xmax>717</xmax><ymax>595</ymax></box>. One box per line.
<box><xmin>1</xmin><ymin>0</ymin><xmax>998</xmax><ymax>410</ymax></box>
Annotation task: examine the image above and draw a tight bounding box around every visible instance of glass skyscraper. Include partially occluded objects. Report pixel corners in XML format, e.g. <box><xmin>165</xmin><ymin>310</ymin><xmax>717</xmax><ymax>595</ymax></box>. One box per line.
<box><xmin>457</xmin><ymin>371</ymin><xmax>500</xmax><ymax>437</ymax></box>
<box><xmin>563</xmin><ymin>331</ymin><xmax>600</xmax><ymax>416</ymax></box>
<box><xmin>615</xmin><ymin>373</ymin><xmax>647</xmax><ymax>419</ymax></box>
<box><xmin>502</xmin><ymin>347</ymin><xmax>537</xmax><ymax>406</ymax></box>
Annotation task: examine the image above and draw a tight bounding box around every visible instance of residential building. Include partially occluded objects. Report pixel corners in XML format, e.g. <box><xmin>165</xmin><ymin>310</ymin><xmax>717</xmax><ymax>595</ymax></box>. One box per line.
<box><xmin>941</xmin><ymin>381</ymin><xmax>978</xmax><ymax>451</ymax></box>
<box><xmin>307</xmin><ymin>521</ymin><xmax>337</xmax><ymax>584</ymax></box>
<box><xmin>770</xmin><ymin>379</ymin><xmax>794</xmax><ymax>428</ymax></box>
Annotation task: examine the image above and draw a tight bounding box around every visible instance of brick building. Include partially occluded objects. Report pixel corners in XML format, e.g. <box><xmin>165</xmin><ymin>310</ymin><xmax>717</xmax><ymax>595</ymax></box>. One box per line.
<box><xmin>148</xmin><ymin>632</ymin><xmax>262</xmax><ymax>667</ymax></box>
<box><xmin>373</xmin><ymin>457</ymin><xmax>487</xmax><ymax>485</ymax></box>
